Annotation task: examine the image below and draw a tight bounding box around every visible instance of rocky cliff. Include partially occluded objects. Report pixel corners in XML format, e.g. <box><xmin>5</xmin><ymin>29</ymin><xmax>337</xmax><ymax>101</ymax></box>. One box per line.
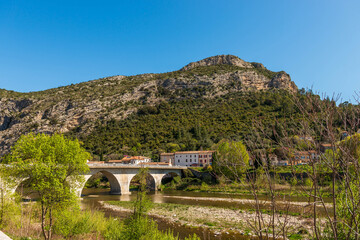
<box><xmin>0</xmin><ymin>55</ymin><xmax>297</xmax><ymax>156</ymax></box>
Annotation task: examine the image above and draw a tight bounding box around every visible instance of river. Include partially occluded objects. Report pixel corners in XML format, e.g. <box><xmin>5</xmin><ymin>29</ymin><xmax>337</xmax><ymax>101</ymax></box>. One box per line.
<box><xmin>80</xmin><ymin>188</ymin><xmax>324</xmax><ymax>240</ymax></box>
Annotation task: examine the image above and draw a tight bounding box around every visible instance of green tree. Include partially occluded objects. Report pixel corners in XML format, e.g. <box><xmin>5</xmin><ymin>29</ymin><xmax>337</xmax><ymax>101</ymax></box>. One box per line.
<box><xmin>3</xmin><ymin>133</ymin><xmax>90</xmax><ymax>240</ymax></box>
<box><xmin>213</xmin><ymin>140</ymin><xmax>249</xmax><ymax>180</ymax></box>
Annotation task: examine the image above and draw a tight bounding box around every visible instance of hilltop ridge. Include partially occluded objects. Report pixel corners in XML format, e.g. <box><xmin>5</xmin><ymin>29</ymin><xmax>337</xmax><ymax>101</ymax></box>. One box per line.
<box><xmin>181</xmin><ymin>55</ymin><xmax>254</xmax><ymax>70</ymax></box>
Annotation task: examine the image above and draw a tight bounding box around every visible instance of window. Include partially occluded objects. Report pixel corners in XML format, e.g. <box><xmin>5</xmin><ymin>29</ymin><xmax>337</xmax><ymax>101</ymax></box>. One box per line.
<box><xmin>186</xmin><ymin>159</ymin><xmax>187</xmax><ymax>162</ymax></box>
<box><xmin>190</xmin><ymin>155</ymin><xmax>192</xmax><ymax>157</ymax></box>
<box><xmin>190</xmin><ymin>159</ymin><xmax>192</xmax><ymax>162</ymax></box>
<box><xmin>178</xmin><ymin>160</ymin><xmax>180</xmax><ymax>163</ymax></box>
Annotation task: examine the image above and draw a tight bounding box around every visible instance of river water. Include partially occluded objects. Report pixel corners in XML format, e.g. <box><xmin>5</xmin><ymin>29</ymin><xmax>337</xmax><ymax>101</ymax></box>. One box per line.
<box><xmin>81</xmin><ymin>188</ymin><xmax>253</xmax><ymax>239</ymax></box>
<box><xmin>80</xmin><ymin>188</ymin><xmax>322</xmax><ymax>240</ymax></box>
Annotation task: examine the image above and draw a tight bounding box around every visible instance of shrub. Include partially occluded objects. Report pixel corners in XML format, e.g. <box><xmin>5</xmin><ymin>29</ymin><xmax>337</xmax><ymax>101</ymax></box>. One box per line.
<box><xmin>53</xmin><ymin>207</ymin><xmax>107</xmax><ymax>238</ymax></box>
<box><xmin>103</xmin><ymin>218</ymin><xmax>124</xmax><ymax>240</ymax></box>
<box><xmin>200</xmin><ymin>182</ymin><xmax>209</xmax><ymax>191</ymax></box>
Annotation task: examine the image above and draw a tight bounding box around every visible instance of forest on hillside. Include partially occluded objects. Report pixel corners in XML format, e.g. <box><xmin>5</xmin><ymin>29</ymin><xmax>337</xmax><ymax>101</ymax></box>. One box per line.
<box><xmin>67</xmin><ymin>89</ymin><xmax>355</xmax><ymax>161</ymax></box>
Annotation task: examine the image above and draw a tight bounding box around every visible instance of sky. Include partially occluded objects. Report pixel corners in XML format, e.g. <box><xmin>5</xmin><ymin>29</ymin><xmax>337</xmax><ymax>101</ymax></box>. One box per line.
<box><xmin>0</xmin><ymin>0</ymin><xmax>359</xmax><ymax>102</ymax></box>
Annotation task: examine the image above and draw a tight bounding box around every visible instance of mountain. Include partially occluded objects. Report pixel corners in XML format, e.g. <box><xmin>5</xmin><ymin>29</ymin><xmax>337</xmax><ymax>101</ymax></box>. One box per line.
<box><xmin>0</xmin><ymin>55</ymin><xmax>298</xmax><ymax>158</ymax></box>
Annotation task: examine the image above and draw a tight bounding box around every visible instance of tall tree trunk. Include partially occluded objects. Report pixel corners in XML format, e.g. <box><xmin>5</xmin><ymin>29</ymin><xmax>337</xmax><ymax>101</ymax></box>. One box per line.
<box><xmin>47</xmin><ymin>208</ymin><xmax>52</xmax><ymax>240</ymax></box>
<box><xmin>41</xmin><ymin>204</ymin><xmax>48</xmax><ymax>240</ymax></box>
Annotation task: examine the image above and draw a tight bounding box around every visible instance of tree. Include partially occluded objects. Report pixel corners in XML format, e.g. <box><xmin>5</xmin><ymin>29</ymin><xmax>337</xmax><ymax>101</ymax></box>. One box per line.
<box><xmin>3</xmin><ymin>133</ymin><xmax>90</xmax><ymax>240</ymax></box>
<box><xmin>213</xmin><ymin>140</ymin><xmax>249</xmax><ymax>180</ymax></box>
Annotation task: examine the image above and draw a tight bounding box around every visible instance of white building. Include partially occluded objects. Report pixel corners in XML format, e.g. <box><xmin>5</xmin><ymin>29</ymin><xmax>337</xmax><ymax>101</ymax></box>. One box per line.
<box><xmin>160</xmin><ymin>151</ymin><xmax>214</xmax><ymax>167</ymax></box>
<box><xmin>174</xmin><ymin>151</ymin><xmax>199</xmax><ymax>167</ymax></box>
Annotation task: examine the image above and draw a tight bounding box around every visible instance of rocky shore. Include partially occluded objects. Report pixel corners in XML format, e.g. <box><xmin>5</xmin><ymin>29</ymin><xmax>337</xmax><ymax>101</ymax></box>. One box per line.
<box><xmin>100</xmin><ymin>200</ymin><xmax>323</xmax><ymax>239</ymax></box>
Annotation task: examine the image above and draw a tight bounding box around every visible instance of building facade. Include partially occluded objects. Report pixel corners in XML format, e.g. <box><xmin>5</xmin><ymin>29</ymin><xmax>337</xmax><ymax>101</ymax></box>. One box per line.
<box><xmin>160</xmin><ymin>153</ymin><xmax>175</xmax><ymax>165</ymax></box>
<box><xmin>160</xmin><ymin>151</ymin><xmax>215</xmax><ymax>167</ymax></box>
<box><xmin>108</xmin><ymin>156</ymin><xmax>151</xmax><ymax>165</ymax></box>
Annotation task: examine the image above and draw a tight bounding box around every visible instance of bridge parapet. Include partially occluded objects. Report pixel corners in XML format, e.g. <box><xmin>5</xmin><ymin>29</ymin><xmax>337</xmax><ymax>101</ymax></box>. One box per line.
<box><xmin>87</xmin><ymin>163</ymin><xmax>187</xmax><ymax>170</ymax></box>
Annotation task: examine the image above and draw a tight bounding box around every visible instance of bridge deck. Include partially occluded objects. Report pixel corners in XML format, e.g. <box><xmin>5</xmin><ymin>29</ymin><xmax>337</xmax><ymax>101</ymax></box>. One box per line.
<box><xmin>87</xmin><ymin>163</ymin><xmax>187</xmax><ymax>170</ymax></box>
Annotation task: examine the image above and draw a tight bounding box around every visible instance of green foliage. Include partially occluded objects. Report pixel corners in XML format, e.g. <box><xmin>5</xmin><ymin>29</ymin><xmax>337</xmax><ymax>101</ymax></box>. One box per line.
<box><xmin>113</xmin><ymin>167</ymin><xmax>200</xmax><ymax>240</ymax></box>
<box><xmin>339</xmin><ymin>133</ymin><xmax>360</xmax><ymax>161</ymax></box>
<box><xmin>333</xmin><ymin>169</ymin><xmax>360</xmax><ymax>239</ymax></box>
<box><xmin>290</xmin><ymin>177</ymin><xmax>298</xmax><ymax>186</ymax></box>
<box><xmin>182</xmin><ymin>169</ymin><xmax>195</xmax><ymax>178</ymax></box>
<box><xmin>213</xmin><ymin>140</ymin><xmax>249</xmax><ymax>181</ymax></box>
<box><xmin>102</xmin><ymin>218</ymin><xmax>124</xmax><ymax>240</ymax></box>
<box><xmin>84</xmin><ymin>173</ymin><xmax>110</xmax><ymax>188</ymax></box>
<box><xmin>3</xmin><ymin>133</ymin><xmax>90</xmax><ymax>240</ymax></box>
<box><xmin>67</xmin><ymin>90</ymin><xmax>303</xmax><ymax>159</ymax></box>
<box><xmin>304</xmin><ymin>178</ymin><xmax>312</xmax><ymax>187</ymax></box>
<box><xmin>53</xmin><ymin>206</ymin><xmax>107</xmax><ymax>238</ymax></box>
<box><xmin>200</xmin><ymin>182</ymin><xmax>209</xmax><ymax>191</ymax></box>
<box><xmin>0</xmin><ymin>189</ymin><xmax>20</xmax><ymax>228</ymax></box>
<box><xmin>133</xmin><ymin>168</ymin><xmax>153</xmax><ymax>218</ymax></box>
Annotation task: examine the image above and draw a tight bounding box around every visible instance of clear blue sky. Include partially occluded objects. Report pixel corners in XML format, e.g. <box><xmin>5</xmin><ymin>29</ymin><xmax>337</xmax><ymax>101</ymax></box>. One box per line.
<box><xmin>1</xmin><ymin>0</ymin><xmax>359</xmax><ymax>102</ymax></box>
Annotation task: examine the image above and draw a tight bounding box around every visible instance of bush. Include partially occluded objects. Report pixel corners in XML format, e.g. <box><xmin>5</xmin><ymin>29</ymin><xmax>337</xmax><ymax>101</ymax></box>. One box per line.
<box><xmin>53</xmin><ymin>207</ymin><xmax>107</xmax><ymax>238</ymax></box>
<box><xmin>103</xmin><ymin>218</ymin><xmax>124</xmax><ymax>240</ymax></box>
<box><xmin>200</xmin><ymin>182</ymin><xmax>209</xmax><ymax>191</ymax></box>
<box><xmin>290</xmin><ymin>177</ymin><xmax>298</xmax><ymax>186</ymax></box>
<box><xmin>183</xmin><ymin>169</ymin><xmax>195</xmax><ymax>178</ymax></box>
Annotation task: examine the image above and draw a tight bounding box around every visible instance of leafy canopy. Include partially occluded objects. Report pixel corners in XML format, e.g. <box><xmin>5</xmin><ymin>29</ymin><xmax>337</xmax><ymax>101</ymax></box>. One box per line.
<box><xmin>213</xmin><ymin>140</ymin><xmax>249</xmax><ymax>180</ymax></box>
<box><xmin>4</xmin><ymin>133</ymin><xmax>90</xmax><ymax>204</ymax></box>
<box><xmin>3</xmin><ymin>133</ymin><xmax>90</xmax><ymax>240</ymax></box>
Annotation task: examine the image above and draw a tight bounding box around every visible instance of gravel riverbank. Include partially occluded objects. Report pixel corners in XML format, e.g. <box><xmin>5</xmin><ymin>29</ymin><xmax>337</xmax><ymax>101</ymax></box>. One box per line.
<box><xmin>100</xmin><ymin>200</ymin><xmax>323</xmax><ymax>239</ymax></box>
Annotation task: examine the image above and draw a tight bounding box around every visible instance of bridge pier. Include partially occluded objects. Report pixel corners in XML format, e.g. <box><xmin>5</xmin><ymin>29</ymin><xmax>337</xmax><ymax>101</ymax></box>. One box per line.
<box><xmin>116</xmin><ymin>173</ymin><xmax>135</xmax><ymax>195</ymax></box>
<box><xmin>152</xmin><ymin>173</ymin><xmax>167</xmax><ymax>190</ymax></box>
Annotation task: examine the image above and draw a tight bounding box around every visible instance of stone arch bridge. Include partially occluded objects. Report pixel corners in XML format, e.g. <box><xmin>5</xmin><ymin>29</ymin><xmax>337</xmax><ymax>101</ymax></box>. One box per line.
<box><xmin>78</xmin><ymin>164</ymin><xmax>186</xmax><ymax>197</ymax></box>
<box><xmin>1</xmin><ymin>164</ymin><xmax>187</xmax><ymax>197</ymax></box>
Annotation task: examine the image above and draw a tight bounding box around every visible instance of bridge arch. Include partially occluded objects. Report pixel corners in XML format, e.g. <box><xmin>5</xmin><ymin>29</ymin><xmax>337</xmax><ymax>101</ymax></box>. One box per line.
<box><xmin>161</xmin><ymin>172</ymin><xmax>180</xmax><ymax>185</ymax></box>
<box><xmin>79</xmin><ymin>170</ymin><xmax>121</xmax><ymax>197</ymax></box>
<box><xmin>13</xmin><ymin>178</ymin><xmax>33</xmax><ymax>198</ymax></box>
<box><xmin>129</xmin><ymin>172</ymin><xmax>156</xmax><ymax>191</ymax></box>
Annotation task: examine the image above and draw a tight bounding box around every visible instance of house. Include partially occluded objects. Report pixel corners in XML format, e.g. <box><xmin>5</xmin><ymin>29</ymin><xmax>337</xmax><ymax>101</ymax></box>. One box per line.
<box><xmin>277</xmin><ymin>160</ymin><xmax>289</xmax><ymax>166</ymax></box>
<box><xmin>108</xmin><ymin>156</ymin><xmax>151</xmax><ymax>165</ymax></box>
<box><xmin>291</xmin><ymin>150</ymin><xmax>319</xmax><ymax>165</ymax></box>
<box><xmin>261</xmin><ymin>154</ymin><xmax>279</xmax><ymax>166</ymax></box>
<box><xmin>160</xmin><ymin>150</ymin><xmax>215</xmax><ymax>167</ymax></box>
<box><xmin>249</xmin><ymin>152</ymin><xmax>278</xmax><ymax>166</ymax></box>
<box><xmin>340</xmin><ymin>131</ymin><xmax>350</xmax><ymax>140</ymax></box>
<box><xmin>160</xmin><ymin>153</ymin><xmax>175</xmax><ymax>165</ymax></box>
<box><xmin>294</xmin><ymin>151</ymin><xmax>309</xmax><ymax>163</ymax></box>
<box><xmin>198</xmin><ymin>151</ymin><xmax>214</xmax><ymax>166</ymax></box>
<box><xmin>299</xmin><ymin>136</ymin><xmax>314</xmax><ymax>142</ymax></box>
<box><xmin>320</xmin><ymin>143</ymin><xmax>333</xmax><ymax>153</ymax></box>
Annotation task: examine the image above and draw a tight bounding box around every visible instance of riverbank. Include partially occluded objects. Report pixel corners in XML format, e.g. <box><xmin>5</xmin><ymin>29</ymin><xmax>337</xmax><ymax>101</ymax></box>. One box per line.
<box><xmin>102</xmin><ymin>200</ymin><xmax>323</xmax><ymax>239</ymax></box>
<box><xmin>163</xmin><ymin>174</ymin><xmax>333</xmax><ymax>199</ymax></box>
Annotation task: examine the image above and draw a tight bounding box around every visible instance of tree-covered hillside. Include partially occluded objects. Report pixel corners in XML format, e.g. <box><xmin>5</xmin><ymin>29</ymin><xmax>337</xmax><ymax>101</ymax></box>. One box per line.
<box><xmin>0</xmin><ymin>55</ymin><xmax>299</xmax><ymax>156</ymax></box>
<box><xmin>68</xmin><ymin>90</ymin><xmax>303</xmax><ymax>161</ymax></box>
